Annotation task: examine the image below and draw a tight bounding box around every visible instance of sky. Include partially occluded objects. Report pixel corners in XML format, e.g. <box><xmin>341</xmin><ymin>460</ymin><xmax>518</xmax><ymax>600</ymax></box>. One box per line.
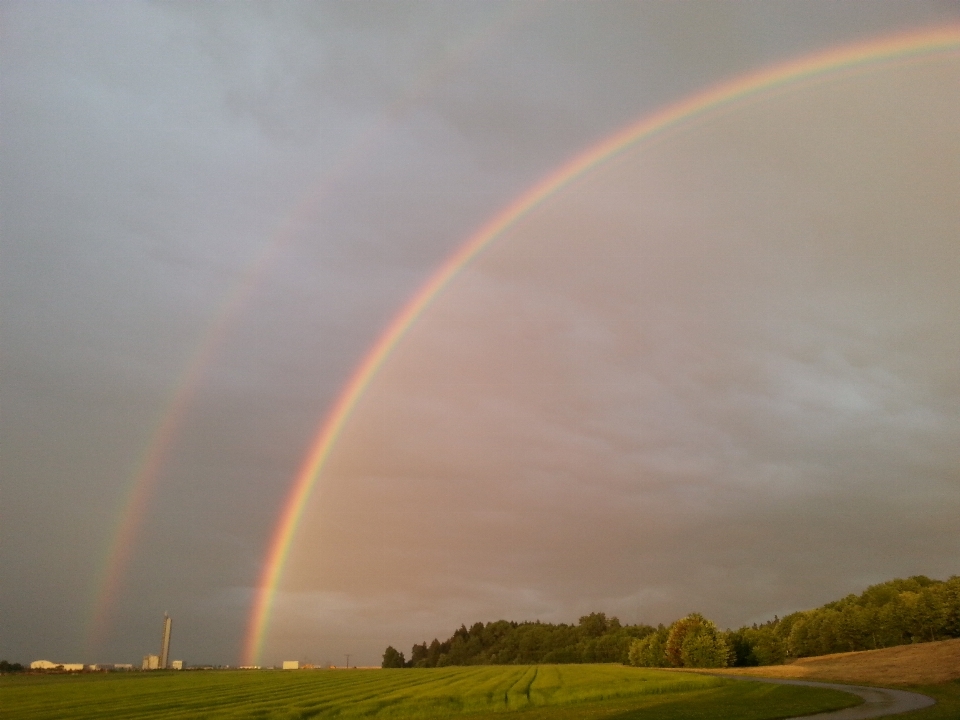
<box><xmin>2</xmin><ymin>1</ymin><xmax>959</xmax><ymax>669</ymax></box>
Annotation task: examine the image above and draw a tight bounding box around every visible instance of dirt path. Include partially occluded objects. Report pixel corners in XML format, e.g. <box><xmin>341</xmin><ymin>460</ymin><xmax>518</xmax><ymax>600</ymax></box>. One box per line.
<box><xmin>720</xmin><ymin>675</ymin><xmax>935</xmax><ymax>719</ymax></box>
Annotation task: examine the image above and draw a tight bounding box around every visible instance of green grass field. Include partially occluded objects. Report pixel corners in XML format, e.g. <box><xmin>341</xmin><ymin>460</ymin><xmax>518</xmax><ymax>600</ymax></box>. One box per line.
<box><xmin>0</xmin><ymin>665</ymin><xmax>860</xmax><ymax>720</ymax></box>
<box><xmin>859</xmin><ymin>680</ymin><xmax>960</xmax><ymax>720</ymax></box>
<box><xmin>914</xmin><ymin>682</ymin><xmax>960</xmax><ymax>719</ymax></box>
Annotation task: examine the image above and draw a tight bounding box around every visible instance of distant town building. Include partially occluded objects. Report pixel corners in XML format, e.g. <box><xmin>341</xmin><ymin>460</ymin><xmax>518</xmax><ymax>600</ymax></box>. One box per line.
<box><xmin>171</xmin><ymin>660</ymin><xmax>183</xmax><ymax>670</ymax></box>
<box><xmin>28</xmin><ymin>660</ymin><xmax>84</xmax><ymax>671</ymax></box>
<box><xmin>159</xmin><ymin>613</ymin><xmax>173</xmax><ymax>669</ymax></box>
<box><xmin>142</xmin><ymin>654</ymin><xmax>160</xmax><ymax>670</ymax></box>
<box><xmin>87</xmin><ymin>665</ymin><xmax>100</xmax><ymax>671</ymax></box>
<box><xmin>113</xmin><ymin>664</ymin><xmax>134</xmax><ymax>671</ymax></box>
<box><xmin>282</xmin><ymin>660</ymin><xmax>300</xmax><ymax>670</ymax></box>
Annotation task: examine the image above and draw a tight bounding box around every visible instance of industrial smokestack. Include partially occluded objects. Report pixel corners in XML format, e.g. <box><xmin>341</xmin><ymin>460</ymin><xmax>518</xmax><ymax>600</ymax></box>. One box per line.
<box><xmin>159</xmin><ymin>613</ymin><xmax>172</xmax><ymax>669</ymax></box>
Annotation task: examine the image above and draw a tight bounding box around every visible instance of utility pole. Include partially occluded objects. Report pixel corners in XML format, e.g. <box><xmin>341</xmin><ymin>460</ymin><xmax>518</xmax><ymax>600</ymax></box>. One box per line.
<box><xmin>344</xmin><ymin>654</ymin><xmax>350</xmax><ymax>669</ymax></box>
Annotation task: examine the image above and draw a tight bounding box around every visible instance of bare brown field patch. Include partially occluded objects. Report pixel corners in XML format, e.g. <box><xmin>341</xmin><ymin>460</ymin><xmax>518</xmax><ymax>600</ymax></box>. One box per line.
<box><xmin>705</xmin><ymin>638</ymin><xmax>960</xmax><ymax>685</ymax></box>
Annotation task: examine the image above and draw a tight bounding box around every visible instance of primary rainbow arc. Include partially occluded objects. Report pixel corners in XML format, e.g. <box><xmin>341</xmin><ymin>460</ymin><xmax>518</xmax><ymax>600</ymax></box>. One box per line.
<box><xmin>242</xmin><ymin>25</ymin><xmax>960</xmax><ymax>666</ymax></box>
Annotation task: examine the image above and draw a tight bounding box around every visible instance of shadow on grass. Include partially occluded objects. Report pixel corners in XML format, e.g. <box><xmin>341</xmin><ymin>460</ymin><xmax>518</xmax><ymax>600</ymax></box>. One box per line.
<box><xmin>467</xmin><ymin>682</ymin><xmax>861</xmax><ymax>720</ymax></box>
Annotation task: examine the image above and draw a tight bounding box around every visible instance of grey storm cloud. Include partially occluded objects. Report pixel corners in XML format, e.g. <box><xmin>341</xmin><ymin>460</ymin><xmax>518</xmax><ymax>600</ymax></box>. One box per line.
<box><xmin>2</xmin><ymin>1</ymin><xmax>958</xmax><ymax>668</ymax></box>
<box><xmin>280</xmin><ymin>53</ymin><xmax>960</xmax><ymax>665</ymax></box>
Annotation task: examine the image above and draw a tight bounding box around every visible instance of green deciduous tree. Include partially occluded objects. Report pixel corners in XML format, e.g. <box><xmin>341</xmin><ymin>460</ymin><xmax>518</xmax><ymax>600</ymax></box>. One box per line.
<box><xmin>664</xmin><ymin>614</ymin><xmax>729</xmax><ymax>668</ymax></box>
<box><xmin>629</xmin><ymin>626</ymin><xmax>669</xmax><ymax>667</ymax></box>
<box><xmin>381</xmin><ymin>646</ymin><xmax>405</xmax><ymax>668</ymax></box>
<box><xmin>681</xmin><ymin>624</ymin><xmax>730</xmax><ymax>668</ymax></box>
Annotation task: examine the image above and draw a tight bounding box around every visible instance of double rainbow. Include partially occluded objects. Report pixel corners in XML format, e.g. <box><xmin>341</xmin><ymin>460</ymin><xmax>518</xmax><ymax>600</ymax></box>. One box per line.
<box><xmin>243</xmin><ymin>25</ymin><xmax>960</xmax><ymax>665</ymax></box>
<box><xmin>86</xmin><ymin>6</ymin><xmax>536</xmax><ymax>651</ymax></box>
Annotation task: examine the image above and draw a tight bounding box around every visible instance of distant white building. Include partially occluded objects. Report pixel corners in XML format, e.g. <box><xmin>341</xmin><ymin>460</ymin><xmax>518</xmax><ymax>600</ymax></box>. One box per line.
<box><xmin>170</xmin><ymin>660</ymin><xmax>183</xmax><ymax>670</ymax></box>
<box><xmin>142</xmin><ymin>654</ymin><xmax>160</xmax><ymax>670</ymax></box>
<box><xmin>28</xmin><ymin>660</ymin><xmax>84</xmax><ymax>671</ymax></box>
<box><xmin>30</xmin><ymin>660</ymin><xmax>84</xmax><ymax>672</ymax></box>
<box><xmin>282</xmin><ymin>660</ymin><xmax>300</xmax><ymax>670</ymax></box>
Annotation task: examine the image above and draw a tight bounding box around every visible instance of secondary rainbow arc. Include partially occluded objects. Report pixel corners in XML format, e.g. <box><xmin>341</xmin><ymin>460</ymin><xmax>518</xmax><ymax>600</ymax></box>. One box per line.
<box><xmin>86</xmin><ymin>8</ymin><xmax>534</xmax><ymax>650</ymax></box>
<box><xmin>243</xmin><ymin>24</ymin><xmax>960</xmax><ymax>666</ymax></box>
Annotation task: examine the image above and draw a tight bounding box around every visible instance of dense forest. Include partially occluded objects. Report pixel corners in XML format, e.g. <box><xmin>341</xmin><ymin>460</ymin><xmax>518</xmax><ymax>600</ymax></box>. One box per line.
<box><xmin>383</xmin><ymin>575</ymin><xmax>960</xmax><ymax>669</ymax></box>
<box><xmin>381</xmin><ymin>612</ymin><xmax>652</xmax><ymax>668</ymax></box>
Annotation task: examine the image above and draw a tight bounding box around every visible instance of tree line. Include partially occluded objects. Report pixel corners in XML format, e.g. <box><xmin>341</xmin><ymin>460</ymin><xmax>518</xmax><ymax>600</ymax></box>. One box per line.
<box><xmin>726</xmin><ymin>574</ymin><xmax>960</xmax><ymax>666</ymax></box>
<box><xmin>382</xmin><ymin>612</ymin><xmax>653</xmax><ymax>667</ymax></box>
<box><xmin>383</xmin><ymin>575</ymin><xmax>960</xmax><ymax>669</ymax></box>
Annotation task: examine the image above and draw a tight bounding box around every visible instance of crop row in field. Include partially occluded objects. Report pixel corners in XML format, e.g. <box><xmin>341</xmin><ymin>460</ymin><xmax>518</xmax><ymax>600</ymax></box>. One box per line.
<box><xmin>0</xmin><ymin>664</ymin><xmax>857</xmax><ymax>720</ymax></box>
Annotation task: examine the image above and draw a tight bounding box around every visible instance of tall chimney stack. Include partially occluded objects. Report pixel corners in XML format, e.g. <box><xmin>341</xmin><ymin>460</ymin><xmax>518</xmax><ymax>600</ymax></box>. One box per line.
<box><xmin>159</xmin><ymin>613</ymin><xmax>172</xmax><ymax>669</ymax></box>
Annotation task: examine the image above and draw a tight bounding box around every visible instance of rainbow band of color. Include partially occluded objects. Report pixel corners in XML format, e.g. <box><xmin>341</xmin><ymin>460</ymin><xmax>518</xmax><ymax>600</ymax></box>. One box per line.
<box><xmin>87</xmin><ymin>5</ymin><xmax>531</xmax><ymax>652</ymax></box>
<box><xmin>242</xmin><ymin>25</ymin><xmax>960</xmax><ymax>666</ymax></box>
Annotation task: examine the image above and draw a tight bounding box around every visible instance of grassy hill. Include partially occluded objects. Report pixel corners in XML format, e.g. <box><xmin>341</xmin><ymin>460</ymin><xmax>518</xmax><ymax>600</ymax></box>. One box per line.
<box><xmin>708</xmin><ymin>637</ymin><xmax>960</xmax><ymax>685</ymax></box>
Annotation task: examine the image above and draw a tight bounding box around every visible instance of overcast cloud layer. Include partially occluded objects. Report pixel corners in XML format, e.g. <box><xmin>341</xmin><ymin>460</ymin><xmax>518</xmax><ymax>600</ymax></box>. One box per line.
<box><xmin>2</xmin><ymin>1</ymin><xmax>959</xmax><ymax>667</ymax></box>
<box><xmin>280</xmin><ymin>55</ymin><xmax>960</xmax><ymax>666</ymax></box>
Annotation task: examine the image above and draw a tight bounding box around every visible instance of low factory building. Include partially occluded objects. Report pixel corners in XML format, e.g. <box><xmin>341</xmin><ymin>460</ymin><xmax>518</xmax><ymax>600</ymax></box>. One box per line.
<box><xmin>30</xmin><ymin>661</ymin><xmax>84</xmax><ymax>671</ymax></box>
